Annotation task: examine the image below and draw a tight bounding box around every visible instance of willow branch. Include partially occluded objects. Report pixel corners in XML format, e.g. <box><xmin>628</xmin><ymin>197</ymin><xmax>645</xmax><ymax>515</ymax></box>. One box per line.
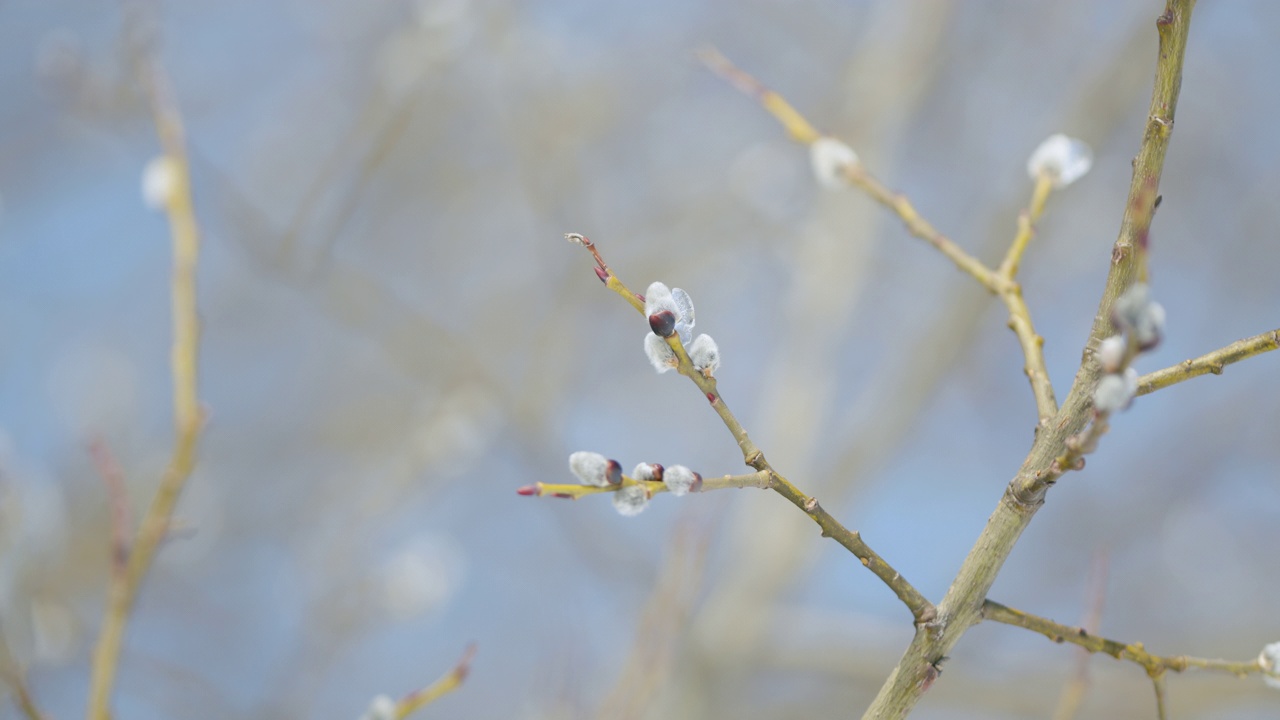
<box><xmin>982</xmin><ymin>600</ymin><xmax>1266</xmax><ymax>679</ymax></box>
<box><xmin>1051</xmin><ymin>551</ymin><xmax>1108</xmax><ymax>720</ymax></box>
<box><xmin>565</xmin><ymin>234</ymin><xmax>935</xmax><ymax>624</ymax></box>
<box><xmin>395</xmin><ymin>644</ymin><xmax>476</xmax><ymax>718</ymax></box>
<box><xmin>1</xmin><ymin>628</ymin><xmax>48</xmax><ymax>720</ymax></box>
<box><xmin>1152</xmin><ymin>673</ymin><xmax>1169</xmax><ymax>720</ymax></box>
<box><xmin>701</xmin><ymin>50</ymin><xmax>1062</xmax><ymax>422</ymax></box>
<box><xmin>89</xmin><ymin>438</ymin><xmax>131</xmax><ymax>577</ymax></box>
<box><xmin>86</xmin><ymin>61</ymin><xmax>204</xmax><ymax>720</ymax></box>
<box><xmin>1137</xmin><ymin>328</ymin><xmax>1280</xmax><ymax>396</ymax></box>
<box><xmin>518</xmin><ymin>470</ymin><xmax>771</xmax><ymax>499</ymax></box>
<box><xmin>863</xmin><ymin>3</ymin><xmax>1197</xmax><ymax>718</ymax></box>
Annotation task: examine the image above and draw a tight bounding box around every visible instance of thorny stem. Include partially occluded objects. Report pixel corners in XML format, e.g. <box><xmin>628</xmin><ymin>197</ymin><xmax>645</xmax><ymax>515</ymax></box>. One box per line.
<box><xmin>564</xmin><ymin>235</ymin><xmax>936</xmax><ymax>625</ymax></box>
<box><xmin>86</xmin><ymin>61</ymin><xmax>204</xmax><ymax>720</ymax></box>
<box><xmin>982</xmin><ymin>601</ymin><xmax>1270</xmax><ymax>681</ymax></box>
<box><xmin>1137</xmin><ymin>328</ymin><xmax>1280</xmax><ymax>396</ymax></box>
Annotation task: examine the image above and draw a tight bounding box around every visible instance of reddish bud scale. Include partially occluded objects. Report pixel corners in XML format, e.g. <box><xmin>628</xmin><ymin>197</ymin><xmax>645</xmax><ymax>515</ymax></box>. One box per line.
<box><xmin>690</xmin><ymin>472</ymin><xmax>703</xmax><ymax>493</ymax></box>
<box><xmin>516</xmin><ymin>485</ymin><xmax>540</xmax><ymax>496</ymax></box>
<box><xmin>552</xmin><ymin>492</ymin><xmax>574</xmax><ymax>499</ymax></box>
<box><xmin>605</xmin><ymin>460</ymin><xmax>623</xmax><ymax>486</ymax></box>
<box><xmin>706</xmin><ymin>392</ymin><xmax>716</xmax><ymax>404</ymax></box>
<box><xmin>649</xmin><ymin>310</ymin><xmax>677</xmax><ymax>338</ymax></box>
<box><xmin>594</xmin><ymin>266</ymin><xmax>609</xmax><ymax>283</ymax></box>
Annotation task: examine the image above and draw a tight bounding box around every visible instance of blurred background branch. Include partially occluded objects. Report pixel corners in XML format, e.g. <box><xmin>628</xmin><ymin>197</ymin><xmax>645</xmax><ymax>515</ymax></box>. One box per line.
<box><xmin>1</xmin><ymin>1</ymin><xmax>1278</xmax><ymax>718</ymax></box>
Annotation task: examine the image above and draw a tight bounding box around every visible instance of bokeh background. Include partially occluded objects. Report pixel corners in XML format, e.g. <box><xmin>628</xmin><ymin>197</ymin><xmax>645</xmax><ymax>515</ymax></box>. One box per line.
<box><xmin>1</xmin><ymin>1</ymin><xmax>1278</xmax><ymax>718</ymax></box>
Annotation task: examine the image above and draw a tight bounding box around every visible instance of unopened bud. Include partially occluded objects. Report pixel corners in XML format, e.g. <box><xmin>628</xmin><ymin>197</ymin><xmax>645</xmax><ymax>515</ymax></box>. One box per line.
<box><xmin>515</xmin><ymin>485</ymin><xmax>540</xmax><ymax>496</ymax></box>
<box><xmin>612</xmin><ymin>484</ymin><xmax>650</xmax><ymax>516</ymax></box>
<box><xmin>1027</xmin><ymin>134</ymin><xmax>1093</xmax><ymax>188</ymax></box>
<box><xmin>632</xmin><ymin>462</ymin><xmax>664</xmax><ymax>482</ymax></box>
<box><xmin>688</xmin><ymin>334</ymin><xmax>720</xmax><ymax>376</ymax></box>
<box><xmin>1097</xmin><ymin>335</ymin><xmax>1127</xmax><ymax>373</ymax></box>
<box><xmin>810</xmin><ymin>137</ymin><xmax>859</xmax><ymax>189</ymax></box>
<box><xmin>594</xmin><ymin>266</ymin><xmax>608</xmax><ymax>283</ymax></box>
<box><xmin>649</xmin><ymin>310</ymin><xmax>677</xmax><ymax>338</ymax></box>
<box><xmin>663</xmin><ymin>465</ymin><xmax>702</xmax><ymax>496</ymax></box>
<box><xmin>569</xmin><ymin>451</ymin><xmax>622</xmax><ymax>487</ymax></box>
<box><xmin>645</xmin><ymin>333</ymin><xmax>678</xmax><ymax>373</ymax></box>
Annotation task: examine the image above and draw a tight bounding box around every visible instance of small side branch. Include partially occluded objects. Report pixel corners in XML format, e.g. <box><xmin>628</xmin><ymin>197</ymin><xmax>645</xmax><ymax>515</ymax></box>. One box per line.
<box><xmin>86</xmin><ymin>60</ymin><xmax>205</xmax><ymax>720</ymax></box>
<box><xmin>519</xmin><ymin>470</ymin><xmax>771</xmax><ymax>500</ymax></box>
<box><xmin>982</xmin><ymin>600</ymin><xmax>1266</xmax><ymax>679</ymax></box>
<box><xmin>89</xmin><ymin>438</ymin><xmax>132</xmax><ymax>577</ymax></box>
<box><xmin>700</xmin><ymin>50</ymin><xmax>1064</xmax><ymax>423</ymax></box>
<box><xmin>1137</xmin><ymin>328</ymin><xmax>1280</xmax><ymax>396</ymax></box>
<box><xmin>396</xmin><ymin>644</ymin><xmax>476</xmax><ymax>718</ymax></box>
<box><xmin>562</xmin><ymin>235</ymin><xmax>935</xmax><ymax>625</ymax></box>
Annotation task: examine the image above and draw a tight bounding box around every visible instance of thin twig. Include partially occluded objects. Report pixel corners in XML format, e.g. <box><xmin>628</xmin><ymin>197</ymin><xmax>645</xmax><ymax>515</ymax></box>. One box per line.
<box><xmin>700</xmin><ymin>50</ymin><xmax>1062</xmax><ymax>422</ymax></box>
<box><xmin>85</xmin><ymin>59</ymin><xmax>204</xmax><ymax>720</ymax></box>
<box><xmin>982</xmin><ymin>600</ymin><xmax>1264</xmax><ymax>679</ymax></box>
<box><xmin>563</xmin><ymin>236</ymin><xmax>935</xmax><ymax>625</ymax></box>
<box><xmin>519</xmin><ymin>470</ymin><xmax>771</xmax><ymax>500</ymax></box>
<box><xmin>1051</xmin><ymin>551</ymin><xmax>1109</xmax><ymax>720</ymax></box>
<box><xmin>1136</xmin><ymin>328</ymin><xmax>1280</xmax><ymax>396</ymax></box>
<box><xmin>395</xmin><ymin>644</ymin><xmax>476</xmax><ymax>718</ymax></box>
<box><xmin>1</xmin><ymin>627</ymin><xmax>49</xmax><ymax>720</ymax></box>
<box><xmin>88</xmin><ymin>438</ymin><xmax>132</xmax><ymax>577</ymax></box>
<box><xmin>1151</xmin><ymin>672</ymin><xmax>1169</xmax><ymax>720</ymax></box>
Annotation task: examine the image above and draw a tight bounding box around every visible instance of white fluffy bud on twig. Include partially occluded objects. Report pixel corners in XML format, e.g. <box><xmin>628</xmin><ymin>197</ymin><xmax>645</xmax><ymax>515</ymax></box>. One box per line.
<box><xmin>645</xmin><ymin>281</ymin><xmax>679</xmax><ymax>337</ymax></box>
<box><xmin>663</xmin><ymin>465</ymin><xmax>702</xmax><ymax>497</ymax></box>
<box><xmin>1113</xmin><ymin>283</ymin><xmax>1165</xmax><ymax>350</ymax></box>
<box><xmin>809</xmin><ymin>137</ymin><xmax>859</xmax><ymax>189</ymax></box>
<box><xmin>645</xmin><ymin>333</ymin><xmax>678</xmax><ymax>373</ymax></box>
<box><xmin>357</xmin><ymin>694</ymin><xmax>397</xmax><ymax>720</ymax></box>
<box><xmin>612</xmin><ymin>484</ymin><xmax>650</xmax><ymax>516</ymax></box>
<box><xmin>568</xmin><ymin>451</ymin><xmax>622</xmax><ymax>487</ymax></box>
<box><xmin>1097</xmin><ymin>335</ymin><xmax>1127</xmax><ymax>374</ymax></box>
<box><xmin>632</xmin><ymin>462</ymin><xmax>664</xmax><ymax>482</ymax></box>
<box><xmin>688</xmin><ymin>334</ymin><xmax>721</xmax><ymax>376</ymax></box>
<box><xmin>1027</xmin><ymin>134</ymin><xmax>1093</xmax><ymax>188</ymax></box>
<box><xmin>671</xmin><ymin>287</ymin><xmax>696</xmax><ymax>344</ymax></box>
<box><xmin>1093</xmin><ymin>367</ymin><xmax>1139</xmax><ymax>414</ymax></box>
<box><xmin>1259</xmin><ymin>641</ymin><xmax>1280</xmax><ymax>690</ymax></box>
<box><xmin>141</xmin><ymin>155</ymin><xmax>179</xmax><ymax>210</ymax></box>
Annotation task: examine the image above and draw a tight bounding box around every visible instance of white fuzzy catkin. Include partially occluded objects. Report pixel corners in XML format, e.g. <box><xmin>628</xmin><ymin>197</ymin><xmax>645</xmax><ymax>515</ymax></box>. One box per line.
<box><xmin>1093</xmin><ymin>367</ymin><xmax>1139</xmax><ymax>414</ymax></box>
<box><xmin>809</xmin><ymin>137</ymin><xmax>858</xmax><ymax>189</ymax></box>
<box><xmin>1113</xmin><ymin>283</ymin><xmax>1166</xmax><ymax>349</ymax></box>
<box><xmin>357</xmin><ymin>694</ymin><xmax>397</xmax><ymax>720</ymax></box>
<box><xmin>688</xmin><ymin>334</ymin><xmax>720</xmax><ymax>375</ymax></box>
<box><xmin>1097</xmin><ymin>335</ymin><xmax>1127</xmax><ymax>373</ymax></box>
<box><xmin>644</xmin><ymin>281</ymin><xmax>678</xmax><ymax>318</ymax></box>
<box><xmin>612</xmin><ymin>484</ymin><xmax>649</xmax><ymax>516</ymax></box>
<box><xmin>141</xmin><ymin>155</ymin><xmax>179</xmax><ymax>210</ymax></box>
<box><xmin>663</xmin><ymin>465</ymin><xmax>699</xmax><ymax>497</ymax></box>
<box><xmin>645</xmin><ymin>333</ymin><xmax>678</xmax><ymax>373</ymax></box>
<box><xmin>632</xmin><ymin>462</ymin><xmax>661</xmax><ymax>482</ymax></box>
<box><xmin>1027</xmin><ymin>134</ymin><xmax>1093</xmax><ymax>188</ymax></box>
<box><xmin>1260</xmin><ymin>641</ymin><xmax>1280</xmax><ymax>690</ymax></box>
<box><xmin>569</xmin><ymin>451</ymin><xmax>614</xmax><ymax>487</ymax></box>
